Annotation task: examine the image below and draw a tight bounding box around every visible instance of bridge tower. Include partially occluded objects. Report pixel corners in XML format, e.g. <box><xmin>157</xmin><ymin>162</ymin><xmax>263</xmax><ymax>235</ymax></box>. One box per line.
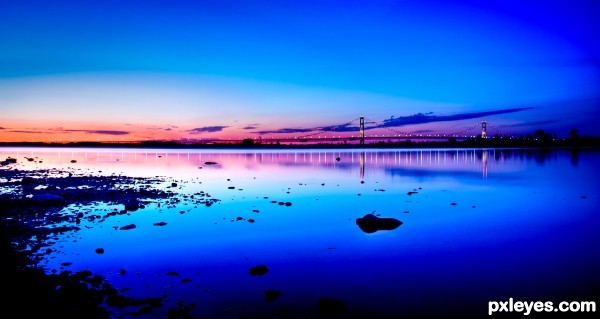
<box><xmin>359</xmin><ymin>116</ymin><xmax>365</xmax><ymax>145</ymax></box>
<box><xmin>481</xmin><ymin>121</ymin><xmax>487</xmax><ymax>139</ymax></box>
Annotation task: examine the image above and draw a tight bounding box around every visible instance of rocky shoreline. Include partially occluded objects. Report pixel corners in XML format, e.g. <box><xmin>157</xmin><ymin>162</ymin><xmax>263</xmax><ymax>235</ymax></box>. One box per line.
<box><xmin>0</xmin><ymin>162</ymin><xmax>200</xmax><ymax>318</ymax></box>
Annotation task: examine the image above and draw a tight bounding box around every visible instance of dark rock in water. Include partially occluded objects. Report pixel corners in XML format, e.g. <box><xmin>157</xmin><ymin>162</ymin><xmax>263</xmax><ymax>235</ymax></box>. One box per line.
<box><xmin>166</xmin><ymin>271</ymin><xmax>180</xmax><ymax>276</ymax></box>
<box><xmin>95</xmin><ymin>248</ymin><xmax>105</xmax><ymax>254</ymax></box>
<box><xmin>171</xmin><ymin>182</ymin><xmax>178</xmax><ymax>187</ymax></box>
<box><xmin>124</xmin><ymin>200</ymin><xmax>140</xmax><ymax>211</ymax></box>
<box><xmin>5</xmin><ymin>157</ymin><xmax>17</xmax><ymax>163</ymax></box>
<box><xmin>407</xmin><ymin>191</ymin><xmax>418</xmax><ymax>196</ymax></box>
<box><xmin>204</xmin><ymin>161</ymin><xmax>218</xmax><ymax>165</ymax></box>
<box><xmin>247</xmin><ymin>219</ymin><xmax>255</xmax><ymax>223</ymax></box>
<box><xmin>317</xmin><ymin>297</ymin><xmax>345</xmax><ymax>316</ymax></box>
<box><xmin>30</xmin><ymin>193</ymin><xmax>66</xmax><ymax>205</ymax></box>
<box><xmin>249</xmin><ymin>264</ymin><xmax>269</xmax><ymax>276</ymax></box>
<box><xmin>336</xmin><ymin>157</ymin><xmax>341</xmax><ymax>161</ymax></box>
<box><xmin>70</xmin><ymin>160</ymin><xmax>77</xmax><ymax>163</ymax></box>
<box><xmin>265</xmin><ymin>289</ymin><xmax>281</xmax><ymax>303</ymax></box>
<box><xmin>285</xmin><ymin>202</ymin><xmax>292</xmax><ymax>206</ymax></box>
<box><xmin>120</xmin><ymin>224</ymin><xmax>136</xmax><ymax>230</ymax></box>
<box><xmin>355</xmin><ymin>214</ymin><xmax>402</xmax><ymax>233</ymax></box>
<box><xmin>153</xmin><ymin>222</ymin><xmax>167</xmax><ymax>226</ymax></box>
<box><xmin>0</xmin><ymin>160</ymin><xmax>9</xmax><ymax>166</ymax></box>
<box><xmin>21</xmin><ymin>177</ymin><xmax>38</xmax><ymax>185</ymax></box>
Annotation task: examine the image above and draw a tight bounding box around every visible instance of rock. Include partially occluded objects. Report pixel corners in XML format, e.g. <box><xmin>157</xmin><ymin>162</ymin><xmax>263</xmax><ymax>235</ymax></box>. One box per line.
<box><xmin>204</xmin><ymin>161</ymin><xmax>218</xmax><ymax>165</ymax></box>
<box><xmin>171</xmin><ymin>182</ymin><xmax>178</xmax><ymax>187</ymax></box>
<box><xmin>317</xmin><ymin>297</ymin><xmax>345</xmax><ymax>316</ymax></box>
<box><xmin>265</xmin><ymin>289</ymin><xmax>281</xmax><ymax>303</ymax></box>
<box><xmin>95</xmin><ymin>248</ymin><xmax>105</xmax><ymax>254</ymax></box>
<box><xmin>70</xmin><ymin>160</ymin><xmax>77</xmax><ymax>163</ymax></box>
<box><xmin>0</xmin><ymin>161</ymin><xmax>9</xmax><ymax>166</ymax></box>
<box><xmin>30</xmin><ymin>193</ymin><xmax>66</xmax><ymax>205</ymax></box>
<box><xmin>249</xmin><ymin>265</ymin><xmax>269</xmax><ymax>276</ymax></box>
<box><xmin>21</xmin><ymin>177</ymin><xmax>38</xmax><ymax>185</ymax></box>
<box><xmin>153</xmin><ymin>222</ymin><xmax>167</xmax><ymax>226</ymax></box>
<box><xmin>5</xmin><ymin>157</ymin><xmax>17</xmax><ymax>163</ymax></box>
<box><xmin>355</xmin><ymin>214</ymin><xmax>402</xmax><ymax>233</ymax></box>
<box><xmin>124</xmin><ymin>200</ymin><xmax>140</xmax><ymax>211</ymax></box>
<box><xmin>119</xmin><ymin>224</ymin><xmax>136</xmax><ymax>230</ymax></box>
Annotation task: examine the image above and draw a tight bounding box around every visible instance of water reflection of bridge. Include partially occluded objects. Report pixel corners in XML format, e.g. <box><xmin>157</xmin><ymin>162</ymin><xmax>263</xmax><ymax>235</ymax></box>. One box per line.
<box><xmin>91</xmin><ymin>148</ymin><xmax>495</xmax><ymax>179</ymax></box>
<box><xmin>9</xmin><ymin>148</ymin><xmax>503</xmax><ymax>180</ymax></box>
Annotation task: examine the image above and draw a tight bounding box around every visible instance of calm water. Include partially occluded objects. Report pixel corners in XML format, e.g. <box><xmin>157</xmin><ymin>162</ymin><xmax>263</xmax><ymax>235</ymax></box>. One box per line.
<box><xmin>2</xmin><ymin>147</ymin><xmax>599</xmax><ymax>318</ymax></box>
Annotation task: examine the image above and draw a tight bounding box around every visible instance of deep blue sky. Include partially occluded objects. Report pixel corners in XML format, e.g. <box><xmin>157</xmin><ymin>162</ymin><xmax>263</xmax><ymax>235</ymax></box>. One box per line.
<box><xmin>1</xmin><ymin>0</ymin><xmax>599</xmax><ymax>141</ymax></box>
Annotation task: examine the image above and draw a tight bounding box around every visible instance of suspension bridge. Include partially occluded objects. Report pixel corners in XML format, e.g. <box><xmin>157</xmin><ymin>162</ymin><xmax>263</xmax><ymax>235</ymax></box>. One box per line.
<box><xmin>75</xmin><ymin>117</ymin><xmax>509</xmax><ymax>145</ymax></box>
<box><xmin>194</xmin><ymin>117</ymin><xmax>508</xmax><ymax>145</ymax></box>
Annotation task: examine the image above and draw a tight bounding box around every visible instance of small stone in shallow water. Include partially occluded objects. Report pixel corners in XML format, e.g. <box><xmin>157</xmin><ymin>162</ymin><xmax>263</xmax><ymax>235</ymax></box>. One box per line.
<box><xmin>265</xmin><ymin>289</ymin><xmax>281</xmax><ymax>303</ymax></box>
<box><xmin>95</xmin><ymin>248</ymin><xmax>105</xmax><ymax>254</ymax></box>
<box><xmin>249</xmin><ymin>265</ymin><xmax>269</xmax><ymax>276</ymax></box>
<box><xmin>119</xmin><ymin>224</ymin><xmax>136</xmax><ymax>230</ymax></box>
<box><xmin>153</xmin><ymin>222</ymin><xmax>167</xmax><ymax>226</ymax></box>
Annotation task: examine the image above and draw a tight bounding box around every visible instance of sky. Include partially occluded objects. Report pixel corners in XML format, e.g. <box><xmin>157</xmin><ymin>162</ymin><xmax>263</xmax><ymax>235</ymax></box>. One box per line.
<box><xmin>1</xmin><ymin>0</ymin><xmax>599</xmax><ymax>142</ymax></box>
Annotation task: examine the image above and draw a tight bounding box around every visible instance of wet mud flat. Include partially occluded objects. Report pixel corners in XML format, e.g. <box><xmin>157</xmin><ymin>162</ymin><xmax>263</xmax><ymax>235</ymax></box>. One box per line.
<box><xmin>0</xmin><ymin>163</ymin><xmax>207</xmax><ymax>318</ymax></box>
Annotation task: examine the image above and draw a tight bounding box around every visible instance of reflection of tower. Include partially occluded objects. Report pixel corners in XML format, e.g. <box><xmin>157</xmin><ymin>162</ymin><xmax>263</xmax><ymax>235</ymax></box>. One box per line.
<box><xmin>359</xmin><ymin>151</ymin><xmax>365</xmax><ymax>182</ymax></box>
<box><xmin>359</xmin><ymin>116</ymin><xmax>365</xmax><ymax>145</ymax></box>
<box><xmin>482</xmin><ymin>150</ymin><xmax>488</xmax><ymax>178</ymax></box>
<box><xmin>481</xmin><ymin>121</ymin><xmax>487</xmax><ymax>139</ymax></box>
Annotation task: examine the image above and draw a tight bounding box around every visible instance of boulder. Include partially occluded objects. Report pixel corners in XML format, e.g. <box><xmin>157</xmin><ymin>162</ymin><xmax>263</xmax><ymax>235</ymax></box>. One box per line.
<box><xmin>356</xmin><ymin>214</ymin><xmax>402</xmax><ymax>233</ymax></box>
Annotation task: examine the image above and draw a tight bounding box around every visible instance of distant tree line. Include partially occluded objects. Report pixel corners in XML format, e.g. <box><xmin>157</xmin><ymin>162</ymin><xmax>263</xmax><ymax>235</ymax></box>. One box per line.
<box><xmin>1</xmin><ymin>128</ymin><xmax>599</xmax><ymax>149</ymax></box>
